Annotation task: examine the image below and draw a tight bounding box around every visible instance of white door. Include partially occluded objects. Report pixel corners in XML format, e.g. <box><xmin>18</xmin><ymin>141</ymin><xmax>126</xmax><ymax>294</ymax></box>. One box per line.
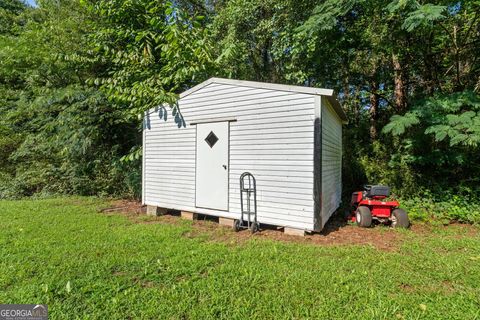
<box><xmin>195</xmin><ymin>121</ymin><xmax>229</xmax><ymax>211</ymax></box>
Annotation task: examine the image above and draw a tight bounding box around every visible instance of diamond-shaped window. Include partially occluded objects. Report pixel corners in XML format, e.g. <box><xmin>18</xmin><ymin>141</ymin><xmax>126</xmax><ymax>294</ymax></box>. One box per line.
<box><xmin>205</xmin><ymin>131</ymin><xmax>219</xmax><ymax>148</ymax></box>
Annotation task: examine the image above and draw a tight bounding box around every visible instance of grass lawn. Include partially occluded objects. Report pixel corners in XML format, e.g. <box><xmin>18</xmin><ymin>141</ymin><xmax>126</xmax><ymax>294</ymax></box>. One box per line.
<box><xmin>1</xmin><ymin>198</ymin><xmax>479</xmax><ymax>319</ymax></box>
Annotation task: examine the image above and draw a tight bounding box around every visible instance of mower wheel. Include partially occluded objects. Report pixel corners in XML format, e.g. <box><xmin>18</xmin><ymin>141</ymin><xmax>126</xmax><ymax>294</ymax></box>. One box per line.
<box><xmin>392</xmin><ymin>208</ymin><xmax>410</xmax><ymax>228</ymax></box>
<box><xmin>356</xmin><ymin>206</ymin><xmax>372</xmax><ymax>228</ymax></box>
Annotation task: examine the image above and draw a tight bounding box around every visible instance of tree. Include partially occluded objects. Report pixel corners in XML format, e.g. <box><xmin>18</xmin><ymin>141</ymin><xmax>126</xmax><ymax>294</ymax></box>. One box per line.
<box><xmin>0</xmin><ymin>0</ymin><xmax>140</xmax><ymax>198</ymax></box>
<box><xmin>87</xmin><ymin>0</ymin><xmax>217</xmax><ymax>118</ymax></box>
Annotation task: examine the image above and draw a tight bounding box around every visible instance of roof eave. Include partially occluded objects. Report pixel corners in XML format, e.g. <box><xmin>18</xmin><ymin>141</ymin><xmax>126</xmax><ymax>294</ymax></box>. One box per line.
<box><xmin>180</xmin><ymin>77</ymin><xmax>334</xmax><ymax>98</ymax></box>
<box><xmin>326</xmin><ymin>95</ymin><xmax>348</xmax><ymax>124</ymax></box>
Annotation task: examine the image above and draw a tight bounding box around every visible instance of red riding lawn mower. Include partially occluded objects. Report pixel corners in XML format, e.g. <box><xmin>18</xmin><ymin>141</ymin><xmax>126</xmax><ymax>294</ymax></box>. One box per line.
<box><xmin>349</xmin><ymin>185</ymin><xmax>410</xmax><ymax>228</ymax></box>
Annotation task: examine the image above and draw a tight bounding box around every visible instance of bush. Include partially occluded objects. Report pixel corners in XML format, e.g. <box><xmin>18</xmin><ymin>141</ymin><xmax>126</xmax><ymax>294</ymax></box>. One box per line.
<box><xmin>400</xmin><ymin>192</ymin><xmax>480</xmax><ymax>225</ymax></box>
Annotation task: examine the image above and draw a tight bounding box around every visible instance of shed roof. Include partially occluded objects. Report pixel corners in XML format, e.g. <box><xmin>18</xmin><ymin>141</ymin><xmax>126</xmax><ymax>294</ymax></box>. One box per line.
<box><xmin>180</xmin><ymin>77</ymin><xmax>347</xmax><ymax>123</ymax></box>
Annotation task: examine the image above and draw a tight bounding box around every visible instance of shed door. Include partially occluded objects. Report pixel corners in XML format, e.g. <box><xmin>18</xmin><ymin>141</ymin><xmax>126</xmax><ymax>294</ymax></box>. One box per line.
<box><xmin>195</xmin><ymin>121</ymin><xmax>229</xmax><ymax>211</ymax></box>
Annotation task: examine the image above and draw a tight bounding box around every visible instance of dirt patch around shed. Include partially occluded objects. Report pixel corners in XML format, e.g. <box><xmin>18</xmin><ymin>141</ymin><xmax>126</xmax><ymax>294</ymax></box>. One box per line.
<box><xmin>99</xmin><ymin>200</ymin><xmax>477</xmax><ymax>251</ymax></box>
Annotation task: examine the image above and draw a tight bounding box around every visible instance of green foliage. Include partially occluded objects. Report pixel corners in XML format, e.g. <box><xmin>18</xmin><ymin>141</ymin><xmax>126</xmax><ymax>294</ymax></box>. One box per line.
<box><xmin>382</xmin><ymin>113</ymin><xmax>421</xmax><ymax>136</ymax></box>
<box><xmin>0</xmin><ymin>0</ymin><xmax>26</xmax><ymax>34</ymax></box>
<box><xmin>400</xmin><ymin>3</ymin><xmax>447</xmax><ymax>32</ymax></box>
<box><xmin>401</xmin><ymin>192</ymin><xmax>480</xmax><ymax>225</ymax></box>
<box><xmin>120</xmin><ymin>146</ymin><xmax>142</xmax><ymax>163</ymax></box>
<box><xmin>87</xmin><ymin>0</ymin><xmax>217</xmax><ymax>117</ymax></box>
<box><xmin>209</xmin><ymin>0</ymin><xmax>311</xmax><ymax>82</ymax></box>
<box><xmin>355</xmin><ymin>141</ymin><xmax>418</xmax><ymax>196</ymax></box>
<box><xmin>381</xmin><ymin>91</ymin><xmax>480</xmax><ymax>183</ymax></box>
<box><xmin>297</xmin><ymin>0</ymin><xmax>360</xmax><ymax>34</ymax></box>
<box><xmin>384</xmin><ymin>91</ymin><xmax>480</xmax><ymax>147</ymax></box>
<box><xmin>0</xmin><ymin>0</ymin><xmax>140</xmax><ymax>199</ymax></box>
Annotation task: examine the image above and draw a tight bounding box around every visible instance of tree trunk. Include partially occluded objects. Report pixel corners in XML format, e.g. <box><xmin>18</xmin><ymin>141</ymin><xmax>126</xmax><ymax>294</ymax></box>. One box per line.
<box><xmin>354</xmin><ymin>85</ymin><xmax>360</xmax><ymax>126</ymax></box>
<box><xmin>423</xmin><ymin>32</ymin><xmax>436</xmax><ymax>95</ymax></box>
<box><xmin>392</xmin><ymin>52</ymin><xmax>407</xmax><ymax>113</ymax></box>
<box><xmin>369</xmin><ymin>80</ymin><xmax>379</xmax><ymax>141</ymax></box>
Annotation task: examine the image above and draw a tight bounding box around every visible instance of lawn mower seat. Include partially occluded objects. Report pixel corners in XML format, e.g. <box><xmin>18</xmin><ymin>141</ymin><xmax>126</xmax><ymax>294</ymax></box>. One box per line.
<box><xmin>364</xmin><ymin>185</ymin><xmax>390</xmax><ymax>198</ymax></box>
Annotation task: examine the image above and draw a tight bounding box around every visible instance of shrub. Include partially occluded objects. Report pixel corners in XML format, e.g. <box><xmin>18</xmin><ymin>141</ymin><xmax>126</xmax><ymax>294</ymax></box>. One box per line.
<box><xmin>399</xmin><ymin>192</ymin><xmax>480</xmax><ymax>225</ymax></box>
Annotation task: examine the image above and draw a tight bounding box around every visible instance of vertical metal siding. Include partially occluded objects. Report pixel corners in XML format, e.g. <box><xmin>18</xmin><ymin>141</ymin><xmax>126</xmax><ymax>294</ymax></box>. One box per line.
<box><xmin>144</xmin><ymin>83</ymin><xmax>316</xmax><ymax>230</ymax></box>
<box><xmin>320</xmin><ymin>99</ymin><xmax>343</xmax><ymax>228</ymax></box>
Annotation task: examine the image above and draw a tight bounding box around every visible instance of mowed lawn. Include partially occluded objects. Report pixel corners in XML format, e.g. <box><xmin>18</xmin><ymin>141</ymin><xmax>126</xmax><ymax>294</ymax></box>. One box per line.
<box><xmin>1</xmin><ymin>198</ymin><xmax>479</xmax><ymax>319</ymax></box>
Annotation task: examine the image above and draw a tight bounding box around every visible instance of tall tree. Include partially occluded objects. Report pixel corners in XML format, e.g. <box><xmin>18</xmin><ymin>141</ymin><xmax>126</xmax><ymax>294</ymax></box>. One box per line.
<box><xmin>87</xmin><ymin>0</ymin><xmax>217</xmax><ymax>118</ymax></box>
<box><xmin>0</xmin><ymin>0</ymin><xmax>140</xmax><ymax>197</ymax></box>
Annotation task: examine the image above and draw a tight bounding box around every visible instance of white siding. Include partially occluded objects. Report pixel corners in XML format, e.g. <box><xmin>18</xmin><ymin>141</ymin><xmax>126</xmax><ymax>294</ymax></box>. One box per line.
<box><xmin>320</xmin><ymin>99</ymin><xmax>342</xmax><ymax>228</ymax></box>
<box><xmin>144</xmin><ymin>82</ymin><xmax>316</xmax><ymax>230</ymax></box>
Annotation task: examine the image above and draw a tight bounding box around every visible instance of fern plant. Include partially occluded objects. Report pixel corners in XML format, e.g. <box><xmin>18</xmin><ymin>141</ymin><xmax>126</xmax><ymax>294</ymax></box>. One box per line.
<box><xmin>383</xmin><ymin>91</ymin><xmax>480</xmax><ymax>147</ymax></box>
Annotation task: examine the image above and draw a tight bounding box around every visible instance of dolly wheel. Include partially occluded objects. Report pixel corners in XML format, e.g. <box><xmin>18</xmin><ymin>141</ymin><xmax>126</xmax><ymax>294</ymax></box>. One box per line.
<box><xmin>356</xmin><ymin>206</ymin><xmax>372</xmax><ymax>228</ymax></box>
<box><xmin>250</xmin><ymin>222</ymin><xmax>259</xmax><ymax>234</ymax></box>
<box><xmin>233</xmin><ymin>220</ymin><xmax>241</xmax><ymax>232</ymax></box>
<box><xmin>392</xmin><ymin>208</ymin><xmax>410</xmax><ymax>228</ymax></box>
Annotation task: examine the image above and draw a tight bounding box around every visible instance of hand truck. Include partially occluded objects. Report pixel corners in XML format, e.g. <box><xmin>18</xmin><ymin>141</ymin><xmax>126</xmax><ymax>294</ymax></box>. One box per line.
<box><xmin>234</xmin><ymin>172</ymin><xmax>259</xmax><ymax>233</ymax></box>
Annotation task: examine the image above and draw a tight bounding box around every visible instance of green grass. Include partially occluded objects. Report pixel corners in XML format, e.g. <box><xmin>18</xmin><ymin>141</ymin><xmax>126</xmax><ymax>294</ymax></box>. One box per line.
<box><xmin>1</xmin><ymin>198</ymin><xmax>480</xmax><ymax>319</ymax></box>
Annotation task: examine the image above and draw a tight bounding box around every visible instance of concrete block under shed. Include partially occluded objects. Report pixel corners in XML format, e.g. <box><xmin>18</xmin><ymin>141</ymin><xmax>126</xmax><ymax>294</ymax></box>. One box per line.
<box><xmin>146</xmin><ymin>205</ymin><xmax>167</xmax><ymax>216</ymax></box>
<box><xmin>181</xmin><ymin>211</ymin><xmax>198</xmax><ymax>220</ymax></box>
<box><xmin>219</xmin><ymin>217</ymin><xmax>235</xmax><ymax>228</ymax></box>
<box><xmin>284</xmin><ymin>227</ymin><xmax>306</xmax><ymax>237</ymax></box>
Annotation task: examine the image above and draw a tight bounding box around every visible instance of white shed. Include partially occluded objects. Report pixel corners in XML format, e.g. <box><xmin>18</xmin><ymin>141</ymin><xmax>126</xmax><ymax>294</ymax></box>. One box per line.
<box><xmin>142</xmin><ymin>78</ymin><xmax>347</xmax><ymax>233</ymax></box>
